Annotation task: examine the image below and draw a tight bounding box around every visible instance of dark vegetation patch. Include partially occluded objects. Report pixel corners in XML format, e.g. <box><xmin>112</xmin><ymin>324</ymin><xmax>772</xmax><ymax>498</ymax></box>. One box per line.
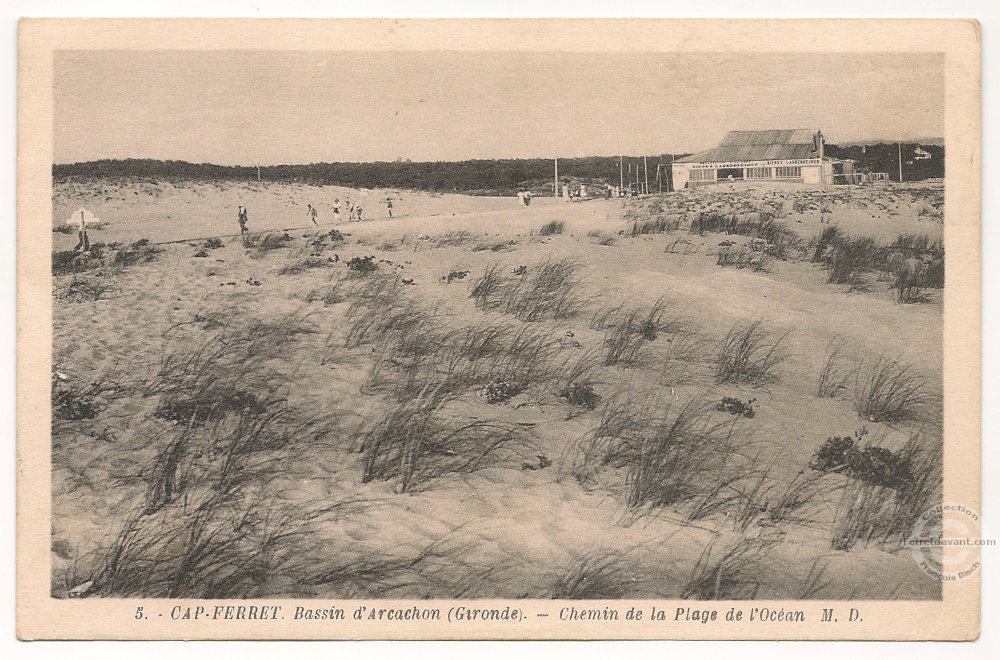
<box><xmin>346</xmin><ymin>255</ymin><xmax>378</xmax><ymax>275</ymax></box>
<box><xmin>716</xmin><ymin>396</ymin><xmax>756</xmax><ymax>418</ymax></box>
<box><xmin>538</xmin><ymin>220</ymin><xmax>565</xmax><ymax>236</ymax></box>
<box><xmin>244</xmin><ymin>232</ymin><xmax>293</xmax><ymax>258</ymax></box>
<box><xmin>828</xmin><ymin>434</ymin><xmax>941</xmax><ymax>551</ymax></box>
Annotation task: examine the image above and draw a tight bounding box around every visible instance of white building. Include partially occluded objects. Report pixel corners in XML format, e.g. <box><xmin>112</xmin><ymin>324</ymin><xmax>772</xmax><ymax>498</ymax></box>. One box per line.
<box><xmin>672</xmin><ymin>129</ymin><xmax>855</xmax><ymax>189</ymax></box>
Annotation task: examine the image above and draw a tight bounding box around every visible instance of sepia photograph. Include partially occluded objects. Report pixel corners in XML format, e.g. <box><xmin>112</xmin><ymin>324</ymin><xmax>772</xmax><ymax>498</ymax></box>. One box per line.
<box><xmin>16</xmin><ymin>17</ymin><xmax>981</xmax><ymax>640</ymax></box>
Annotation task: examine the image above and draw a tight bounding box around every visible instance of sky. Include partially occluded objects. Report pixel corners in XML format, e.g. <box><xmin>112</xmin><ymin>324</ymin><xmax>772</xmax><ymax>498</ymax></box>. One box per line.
<box><xmin>53</xmin><ymin>50</ymin><xmax>944</xmax><ymax>165</ymax></box>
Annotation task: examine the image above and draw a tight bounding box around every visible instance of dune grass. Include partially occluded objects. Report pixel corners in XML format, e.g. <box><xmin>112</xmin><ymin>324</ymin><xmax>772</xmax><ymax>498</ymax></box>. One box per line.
<box><xmin>816</xmin><ymin>335</ymin><xmax>854</xmax><ymax>398</ymax></box>
<box><xmin>853</xmin><ymin>355</ymin><xmax>930</xmax><ymax>423</ymax></box>
<box><xmin>359</xmin><ymin>388</ymin><xmax>528</xmax><ymax>493</ymax></box>
<box><xmin>547</xmin><ymin>549</ymin><xmax>631</xmax><ymax>599</ymax></box>
<box><xmin>470</xmin><ymin>258</ymin><xmax>582</xmax><ymax>322</ymax></box>
<box><xmin>78</xmin><ymin>312</ymin><xmax>348</xmax><ymax>598</ymax></box>
<box><xmin>681</xmin><ymin>535</ymin><xmax>778</xmax><ymax>600</ymax></box>
<box><xmin>592</xmin><ymin>296</ymin><xmax>686</xmax><ymax>368</ymax></box>
<box><xmin>716</xmin><ymin>245</ymin><xmax>773</xmax><ymax>272</ymax></box>
<box><xmin>715</xmin><ymin>320</ymin><xmax>789</xmax><ymax>386</ymax></box>
<box><xmin>278</xmin><ymin>256</ymin><xmax>334</xmax><ymax>275</ymax></box>
<box><xmin>573</xmin><ymin>394</ymin><xmax>748</xmax><ymax>513</ymax></box>
<box><xmin>538</xmin><ymin>220</ymin><xmax>565</xmax><ymax>236</ymax></box>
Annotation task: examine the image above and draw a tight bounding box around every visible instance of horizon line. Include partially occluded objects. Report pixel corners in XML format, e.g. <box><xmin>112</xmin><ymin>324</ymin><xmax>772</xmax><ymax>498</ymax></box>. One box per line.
<box><xmin>52</xmin><ymin>139</ymin><xmax>945</xmax><ymax>170</ymax></box>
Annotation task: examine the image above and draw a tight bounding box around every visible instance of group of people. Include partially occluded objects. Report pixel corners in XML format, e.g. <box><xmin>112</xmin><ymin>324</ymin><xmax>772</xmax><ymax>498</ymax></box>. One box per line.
<box><xmin>238</xmin><ymin>195</ymin><xmax>398</xmax><ymax>234</ymax></box>
<box><xmin>308</xmin><ymin>199</ymin><xmax>363</xmax><ymax>224</ymax></box>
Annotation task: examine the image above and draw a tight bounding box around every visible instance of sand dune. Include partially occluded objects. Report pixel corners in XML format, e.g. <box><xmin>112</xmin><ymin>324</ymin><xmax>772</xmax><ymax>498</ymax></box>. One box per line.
<box><xmin>50</xmin><ymin>178</ymin><xmax>943</xmax><ymax>600</ymax></box>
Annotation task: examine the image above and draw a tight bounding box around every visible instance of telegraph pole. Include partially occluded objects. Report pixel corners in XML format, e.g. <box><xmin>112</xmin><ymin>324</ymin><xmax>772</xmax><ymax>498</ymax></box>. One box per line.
<box><xmin>644</xmin><ymin>156</ymin><xmax>649</xmax><ymax>195</ymax></box>
<box><xmin>897</xmin><ymin>143</ymin><xmax>903</xmax><ymax>183</ymax></box>
<box><xmin>554</xmin><ymin>158</ymin><xmax>558</xmax><ymax>198</ymax></box>
<box><xmin>619</xmin><ymin>155</ymin><xmax>624</xmax><ymax>192</ymax></box>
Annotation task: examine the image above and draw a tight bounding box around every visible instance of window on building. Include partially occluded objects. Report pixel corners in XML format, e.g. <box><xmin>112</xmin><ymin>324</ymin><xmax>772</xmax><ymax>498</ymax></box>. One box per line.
<box><xmin>689</xmin><ymin>169</ymin><xmax>715</xmax><ymax>181</ymax></box>
<box><xmin>775</xmin><ymin>166</ymin><xmax>802</xmax><ymax>179</ymax></box>
<box><xmin>747</xmin><ymin>167</ymin><xmax>772</xmax><ymax>179</ymax></box>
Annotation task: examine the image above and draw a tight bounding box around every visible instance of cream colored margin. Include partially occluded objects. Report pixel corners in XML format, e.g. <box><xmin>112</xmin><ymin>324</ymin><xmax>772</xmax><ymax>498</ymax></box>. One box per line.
<box><xmin>17</xmin><ymin>18</ymin><xmax>982</xmax><ymax>641</ymax></box>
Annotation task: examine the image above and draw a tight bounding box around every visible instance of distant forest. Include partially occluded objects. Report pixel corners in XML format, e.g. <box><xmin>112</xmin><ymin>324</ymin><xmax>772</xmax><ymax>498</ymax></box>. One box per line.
<box><xmin>52</xmin><ymin>143</ymin><xmax>943</xmax><ymax>194</ymax></box>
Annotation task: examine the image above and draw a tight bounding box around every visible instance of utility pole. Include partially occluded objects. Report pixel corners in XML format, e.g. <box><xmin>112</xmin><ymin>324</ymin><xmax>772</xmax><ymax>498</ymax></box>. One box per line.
<box><xmin>256</xmin><ymin>164</ymin><xmax>261</xmax><ymax>182</ymax></box>
<box><xmin>619</xmin><ymin>155</ymin><xmax>624</xmax><ymax>192</ymax></box>
<box><xmin>897</xmin><ymin>143</ymin><xmax>903</xmax><ymax>183</ymax></box>
<box><xmin>644</xmin><ymin>156</ymin><xmax>649</xmax><ymax>195</ymax></box>
<box><xmin>554</xmin><ymin>158</ymin><xmax>558</xmax><ymax>198</ymax></box>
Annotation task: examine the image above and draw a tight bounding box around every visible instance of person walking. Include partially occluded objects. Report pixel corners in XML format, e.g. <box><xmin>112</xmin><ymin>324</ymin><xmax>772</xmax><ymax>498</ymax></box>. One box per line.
<box><xmin>237</xmin><ymin>205</ymin><xmax>249</xmax><ymax>238</ymax></box>
<box><xmin>333</xmin><ymin>198</ymin><xmax>341</xmax><ymax>223</ymax></box>
<box><xmin>386</xmin><ymin>197</ymin><xmax>394</xmax><ymax>219</ymax></box>
<box><xmin>356</xmin><ymin>205</ymin><xmax>364</xmax><ymax>222</ymax></box>
<box><xmin>72</xmin><ymin>209</ymin><xmax>90</xmax><ymax>252</ymax></box>
<box><xmin>307</xmin><ymin>203</ymin><xmax>319</xmax><ymax>226</ymax></box>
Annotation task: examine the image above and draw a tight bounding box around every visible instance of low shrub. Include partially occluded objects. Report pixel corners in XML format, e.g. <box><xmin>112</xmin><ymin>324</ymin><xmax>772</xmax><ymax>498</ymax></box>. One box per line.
<box><xmin>52</xmin><ymin>373</ymin><xmax>117</xmax><ymax>421</ymax></box>
<box><xmin>114</xmin><ymin>240</ymin><xmax>163</xmax><ymax>267</ymax></box>
<box><xmin>559</xmin><ymin>382</ymin><xmax>601</xmax><ymax>410</ymax></box>
<box><xmin>245</xmin><ymin>232</ymin><xmax>293</xmax><ymax>257</ymax></box>
<box><xmin>52</xmin><ymin>250</ymin><xmax>99</xmax><ymax>276</ymax></box>
<box><xmin>890</xmin><ymin>256</ymin><xmax>943</xmax><ymax>303</ymax></box>
<box><xmin>659</xmin><ymin>332</ymin><xmax>710</xmax><ymax>386</ymax></box>
<box><xmin>58</xmin><ymin>275</ymin><xmax>113</xmax><ymax>302</ymax></box>
<box><xmin>346</xmin><ymin>255</ymin><xmax>378</xmax><ymax>275</ymax></box>
<box><xmin>810</xmin><ymin>436</ymin><xmax>913</xmax><ymax>489</ymax></box>
<box><xmin>555</xmin><ymin>350</ymin><xmax>603</xmax><ymax>412</ymax></box>
<box><xmin>716</xmin><ymin>396</ymin><xmax>756</xmax><ymax>418</ymax></box>
<box><xmin>602</xmin><ymin>318</ymin><xmax>649</xmax><ymax>367</ymax></box>
<box><xmin>830</xmin><ymin>435</ymin><xmax>941</xmax><ymax>551</ymax></box>
<box><xmin>481</xmin><ymin>379</ymin><xmax>523</xmax><ymax>404</ymax></box>
<box><xmin>891</xmin><ymin>233</ymin><xmax>943</xmax><ymax>259</ymax></box>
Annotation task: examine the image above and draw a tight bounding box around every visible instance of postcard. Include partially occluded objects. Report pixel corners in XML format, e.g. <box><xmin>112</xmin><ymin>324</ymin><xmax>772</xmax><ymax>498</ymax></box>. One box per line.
<box><xmin>17</xmin><ymin>18</ymin><xmax>981</xmax><ymax>640</ymax></box>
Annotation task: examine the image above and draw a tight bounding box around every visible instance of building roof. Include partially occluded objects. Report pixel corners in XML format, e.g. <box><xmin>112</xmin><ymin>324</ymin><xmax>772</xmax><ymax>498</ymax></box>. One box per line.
<box><xmin>676</xmin><ymin>129</ymin><xmax>822</xmax><ymax>163</ymax></box>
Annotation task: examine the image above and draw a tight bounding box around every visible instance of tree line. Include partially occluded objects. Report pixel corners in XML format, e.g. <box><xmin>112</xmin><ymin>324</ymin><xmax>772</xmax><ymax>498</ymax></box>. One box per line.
<box><xmin>52</xmin><ymin>143</ymin><xmax>943</xmax><ymax>193</ymax></box>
